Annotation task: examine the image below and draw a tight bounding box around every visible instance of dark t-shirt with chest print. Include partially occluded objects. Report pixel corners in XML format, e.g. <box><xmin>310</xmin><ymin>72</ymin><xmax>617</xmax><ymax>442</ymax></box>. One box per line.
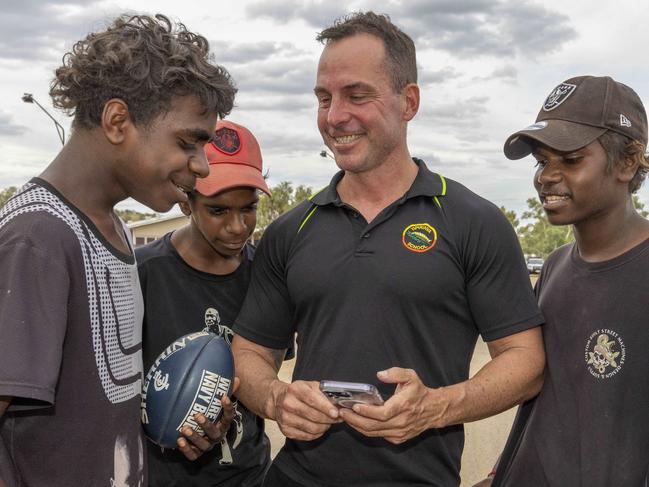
<box><xmin>494</xmin><ymin>239</ymin><xmax>649</xmax><ymax>487</ymax></box>
<box><xmin>137</xmin><ymin>234</ymin><xmax>271</xmax><ymax>487</ymax></box>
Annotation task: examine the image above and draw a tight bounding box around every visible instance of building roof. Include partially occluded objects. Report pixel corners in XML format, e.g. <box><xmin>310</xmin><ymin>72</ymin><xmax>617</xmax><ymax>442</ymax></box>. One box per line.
<box><xmin>127</xmin><ymin>213</ymin><xmax>188</xmax><ymax>229</ymax></box>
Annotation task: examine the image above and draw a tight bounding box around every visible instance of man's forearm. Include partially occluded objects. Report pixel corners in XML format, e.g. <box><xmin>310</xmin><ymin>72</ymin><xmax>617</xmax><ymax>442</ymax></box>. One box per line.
<box><xmin>231</xmin><ymin>336</ymin><xmax>287</xmax><ymax>420</ymax></box>
<box><xmin>426</xmin><ymin>331</ymin><xmax>544</xmax><ymax>428</ymax></box>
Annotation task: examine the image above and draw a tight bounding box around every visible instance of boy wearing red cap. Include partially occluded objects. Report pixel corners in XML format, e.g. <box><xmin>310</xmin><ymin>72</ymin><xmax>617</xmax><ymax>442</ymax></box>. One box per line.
<box><xmin>484</xmin><ymin>76</ymin><xmax>649</xmax><ymax>486</ymax></box>
<box><xmin>137</xmin><ymin>120</ymin><xmax>276</xmax><ymax>487</ymax></box>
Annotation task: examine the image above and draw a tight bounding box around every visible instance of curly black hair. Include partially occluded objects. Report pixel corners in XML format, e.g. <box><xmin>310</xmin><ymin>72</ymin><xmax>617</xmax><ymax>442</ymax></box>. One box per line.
<box><xmin>50</xmin><ymin>14</ymin><xmax>236</xmax><ymax>129</ymax></box>
<box><xmin>598</xmin><ymin>131</ymin><xmax>649</xmax><ymax>193</ymax></box>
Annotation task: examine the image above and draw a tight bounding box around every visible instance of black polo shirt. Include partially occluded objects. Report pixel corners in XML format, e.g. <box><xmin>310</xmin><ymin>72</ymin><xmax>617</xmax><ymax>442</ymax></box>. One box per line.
<box><xmin>234</xmin><ymin>158</ymin><xmax>543</xmax><ymax>487</ymax></box>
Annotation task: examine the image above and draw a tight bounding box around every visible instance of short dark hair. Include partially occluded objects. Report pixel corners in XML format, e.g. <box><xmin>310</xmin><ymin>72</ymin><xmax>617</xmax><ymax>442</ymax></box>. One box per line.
<box><xmin>50</xmin><ymin>14</ymin><xmax>236</xmax><ymax>129</ymax></box>
<box><xmin>598</xmin><ymin>131</ymin><xmax>649</xmax><ymax>193</ymax></box>
<box><xmin>316</xmin><ymin>11</ymin><xmax>417</xmax><ymax>93</ymax></box>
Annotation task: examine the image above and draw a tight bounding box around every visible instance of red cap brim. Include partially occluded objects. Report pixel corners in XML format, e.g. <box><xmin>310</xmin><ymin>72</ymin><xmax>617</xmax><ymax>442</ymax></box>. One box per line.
<box><xmin>195</xmin><ymin>162</ymin><xmax>271</xmax><ymax>197</ymax></box>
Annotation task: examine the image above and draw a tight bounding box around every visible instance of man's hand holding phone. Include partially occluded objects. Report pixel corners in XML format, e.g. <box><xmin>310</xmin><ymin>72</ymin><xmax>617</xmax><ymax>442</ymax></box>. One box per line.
<box><xmin>269</xmin><ymin>379</ymin><xmax>341</xmax><ymax>442</ymax></box>
<box><xmin>337</xmin><ymin>367</ymin><xmax>442</xmax><ymax>445</ymax></box>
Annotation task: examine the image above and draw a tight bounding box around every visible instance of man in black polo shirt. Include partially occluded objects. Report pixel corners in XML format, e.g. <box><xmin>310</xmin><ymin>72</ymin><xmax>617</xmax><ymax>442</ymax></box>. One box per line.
<box><xmin>232</xmin><ymin>11</ymin><xmax>545</xmax><ymax>487</ymax></box>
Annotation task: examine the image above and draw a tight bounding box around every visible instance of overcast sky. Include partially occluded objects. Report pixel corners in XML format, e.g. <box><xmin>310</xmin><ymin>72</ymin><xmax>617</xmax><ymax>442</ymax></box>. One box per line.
<box><xmin>1</xmin><ymin>0</ymin><xmax>648</xmax><ymax>216</ymax></box>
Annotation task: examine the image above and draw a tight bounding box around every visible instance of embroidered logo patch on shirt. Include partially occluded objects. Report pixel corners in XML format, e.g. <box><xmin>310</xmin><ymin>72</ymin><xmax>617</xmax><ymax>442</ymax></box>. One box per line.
<box><xmin>402</xmin><ymin>223</ymin><xmax>437</xmax><ymax>253</ymax></box>
<box><xmin>585</xmin><ymin>329</ymin><xmax>626</xmax><ymax>379</ymax></box>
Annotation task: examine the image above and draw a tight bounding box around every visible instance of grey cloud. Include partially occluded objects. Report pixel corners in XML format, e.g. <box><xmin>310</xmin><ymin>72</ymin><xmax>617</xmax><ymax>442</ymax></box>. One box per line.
<box><xmin>0</xmin><ymin>3</ymin><xmax>125</xmax><ymax>62</ymax></box>
<box><xmin>229</xmin><ymin>58</ymin><xmax>317</xmax><ymax>95</ymax></box>
<box><xmin>237</xmin><ymin>95</ymin><xmax>314</xmax><ymax>112</ymax></box>
<box><xmin>209</xmin><ymin>41</ymin><xmax>306</xmax><ymax>64</ymax></box>
<box><xmin>415</xmin><ymin>95</ymin><xmax>492</xmax><ymax>143</ymax></box>
<box><xmin>472</xmin><ymin>65</ymin><xmax>518</xmax><ymax>83</ymax></box>
<box><xmin>256</xmin><ymin>130</ymin><xmax>323</xmax><ymax>155</ymax></box>
<box><xmin>246</xmin><ymin>0</ymin><xmax>577</xmax><ymax>60</ymax></box>
<box><xmin>0</xmin><ymin>112</ymin><xmax>28</xmax><ymax>137</ymax></box>
<box><xmin>245</xmin><ymin>0</ymin><xmax>347</xmax><ymax>31</ymax></box>
<box><xmin>419</xmin><ymin>96</ymin><xmax>489</xmax><ymax>123</ymax></box>
<box><xmin>419</xmin><ymin>67</ymin><xmax>460</xmax><ymax>85</ymax></box>
<box><xmin>404</xmin><ymin>0</ymin><xmax>576</xmax><ymax>59</ymax></box>
<box><xmin>490</xmin><ymin>65</ymin><xmax>517</xmax><ymax>80</ymax></box>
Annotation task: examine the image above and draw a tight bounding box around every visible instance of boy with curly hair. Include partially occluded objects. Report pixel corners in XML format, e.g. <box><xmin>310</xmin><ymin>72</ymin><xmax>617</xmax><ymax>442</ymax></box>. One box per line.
<box><xmin>0</xmin><ymin>14</ymin><xmax>236</xmax><ymax>486</ymax></box>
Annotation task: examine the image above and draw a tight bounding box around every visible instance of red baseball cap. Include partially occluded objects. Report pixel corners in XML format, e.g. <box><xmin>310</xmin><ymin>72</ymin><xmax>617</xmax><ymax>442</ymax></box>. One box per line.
<box><xmin>196</xmin><ymin>120</ymin><xmax>271</xmax><ymax>196</ymax></box>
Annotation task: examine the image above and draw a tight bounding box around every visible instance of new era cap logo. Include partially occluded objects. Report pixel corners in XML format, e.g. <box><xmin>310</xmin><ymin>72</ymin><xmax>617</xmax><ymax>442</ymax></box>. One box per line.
<box><xmin>620</xmin><ymin>114</ymin><xmax>632</xmax><ymax>127</ymax></box>
<box><xmin>542</xmin><ymin>83</ymin><xmax>577</xmax><ymax>112</ymax></box>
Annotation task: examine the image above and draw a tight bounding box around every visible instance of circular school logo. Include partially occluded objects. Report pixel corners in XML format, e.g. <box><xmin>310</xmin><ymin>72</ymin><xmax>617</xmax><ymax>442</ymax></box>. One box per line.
<box><xmin>212</xmin><ymin>127</ymin><xmax>241</xmax><ymax>155</ymax></box>
<box><xmin>402</xmin><ymin>223</ymin><xmax>437</xmax><ymax>253</ymax></box>
<box><xmin>584</xmin><ymin>329</ymin><xmax>626</xmax><ymax>379</ymax></box>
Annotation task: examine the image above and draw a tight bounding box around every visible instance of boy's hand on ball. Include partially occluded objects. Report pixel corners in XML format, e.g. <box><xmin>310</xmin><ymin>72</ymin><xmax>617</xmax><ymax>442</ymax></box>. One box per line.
<box><xmin>177</xmin><ymin>377</ymin><xmax>240</xmax><ymax>461</ymax></box>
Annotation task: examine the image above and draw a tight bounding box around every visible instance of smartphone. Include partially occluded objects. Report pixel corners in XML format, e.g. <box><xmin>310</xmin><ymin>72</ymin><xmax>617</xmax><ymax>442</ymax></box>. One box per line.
<box><xmin>319</xmin><ymin>380</ymin><xmax>384</xmax><ymax>408</ymax></box>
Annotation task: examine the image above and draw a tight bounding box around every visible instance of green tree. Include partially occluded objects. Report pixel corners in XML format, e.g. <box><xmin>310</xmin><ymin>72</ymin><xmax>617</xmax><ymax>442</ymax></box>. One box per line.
<box><xmin>499</xmin><ymin>206</ymin><xmax>519</xmax><ymax>231</ymax></box>
<box><xmin>633</xmin><ymin>194</ymin><xmax>648</xmax><ymax>218</ymax></box>
<box><xmin>254</xmin><ymin>181</ymin><xmax>313</xmax><ymax>240</ymax></box>
<box><xmin>0</xmin><ymin>186</ymin><xmax>18</xmax><ymax>208</ymax></box>
<box><xmin>518</xmin><ymin>198</ymin><xmax>573</xmax><ymax>258</ymax></box>
<box><xmin>115</xmin><ymin>209</ymin><xmax>156</xmax><ymax>223</ymax></box>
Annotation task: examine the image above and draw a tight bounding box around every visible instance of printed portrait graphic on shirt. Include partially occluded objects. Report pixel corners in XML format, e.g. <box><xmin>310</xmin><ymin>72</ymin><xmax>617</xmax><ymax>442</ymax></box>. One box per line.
<box><xmin>203</xmin><ymin>306</ymin><xmax>243</xmax><ymax>464</ymax></box>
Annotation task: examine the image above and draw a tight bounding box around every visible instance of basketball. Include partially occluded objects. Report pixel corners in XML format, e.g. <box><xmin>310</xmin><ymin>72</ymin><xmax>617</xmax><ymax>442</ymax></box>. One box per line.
<box><xmin>141</xmin><ymin>331</ymin><xmax>235</xmax><ymax>449</ymax></box>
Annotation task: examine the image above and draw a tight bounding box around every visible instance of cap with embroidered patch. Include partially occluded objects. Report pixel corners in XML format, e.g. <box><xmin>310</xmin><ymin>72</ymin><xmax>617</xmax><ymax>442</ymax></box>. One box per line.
<box><xmin>196</xmin><ymin>120</ymin><xmax>271</xmax><ymax>196</ymax></box>
<box><xmin>504</xmin><ymin>75</ymin><xmax>648</xmax><ymax>160</ymax></box>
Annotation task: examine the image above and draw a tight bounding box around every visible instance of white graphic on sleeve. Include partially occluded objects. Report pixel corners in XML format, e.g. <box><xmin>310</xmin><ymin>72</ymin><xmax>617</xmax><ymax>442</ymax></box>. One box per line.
<box><xmin>110</xmin><ymin>434</ymin><xmax>144</xmax><ymax>487</ymax></box>
<box><xmin>0</xmin><ymin>184</ymin><xmax>142</xmax><ymax>404</ymax></box>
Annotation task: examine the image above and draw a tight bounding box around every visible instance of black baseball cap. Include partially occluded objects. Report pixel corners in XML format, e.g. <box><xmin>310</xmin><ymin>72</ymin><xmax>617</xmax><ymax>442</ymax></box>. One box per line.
<box><xmin>504</xmin><ymin>75</ymin><xmax>648</xmax><ymax>160</ymax></box>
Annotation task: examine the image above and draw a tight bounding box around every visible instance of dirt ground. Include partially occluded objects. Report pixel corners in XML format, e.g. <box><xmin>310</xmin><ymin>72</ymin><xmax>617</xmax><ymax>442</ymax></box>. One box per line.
<box><xmin>264</xmin><ymin>275</ymin><xmax>539</xmax><ymax>486</ymax></box>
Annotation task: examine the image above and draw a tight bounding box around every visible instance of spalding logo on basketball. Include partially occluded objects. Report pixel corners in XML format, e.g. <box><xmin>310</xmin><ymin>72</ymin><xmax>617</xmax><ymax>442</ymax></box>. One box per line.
<box><xmin>141</xmin><ymin>331</ymin><xmax>234</xmax><ymax>448</ymax></box>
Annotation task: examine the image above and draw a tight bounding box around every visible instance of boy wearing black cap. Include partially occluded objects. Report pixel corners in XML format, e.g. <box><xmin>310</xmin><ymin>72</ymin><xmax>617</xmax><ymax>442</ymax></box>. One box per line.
<box><xmin>0</xmin><ymin>14</ymin><xmax>236</xmax><ymax>486</ymax></box>
<box><xmin>487</xmin><ymin>76</ymin><xmax>649</xmax><ymax>486</ymax></box>
<box><xmin>137</xmin><ymin>120</ymin><xmax>276</xmax><ymax>487</ymax></box>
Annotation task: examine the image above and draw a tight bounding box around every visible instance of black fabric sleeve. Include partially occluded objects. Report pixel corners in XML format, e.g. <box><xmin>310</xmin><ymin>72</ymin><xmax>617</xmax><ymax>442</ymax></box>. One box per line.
<box><xmin>233</xmin><ymin>219</ymin><xmax>296</xmax><ymax>349</ymax></box>
<box><xmin>462</xmin><ymin>202</ymin><xmax>544</xmax><ymax>342</ymax></box>
<box><xmin>0</xmin><ymin>239</ymin><xmax>70</xmax><ymax>408</ymax></box>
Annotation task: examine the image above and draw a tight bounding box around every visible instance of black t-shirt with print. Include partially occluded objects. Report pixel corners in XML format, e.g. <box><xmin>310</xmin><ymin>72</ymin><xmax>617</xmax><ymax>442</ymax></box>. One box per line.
<box><xmin>494</xmin><ymin>239</ymin><xmax>649</xmax><ymax>486</ymax></box>
<box><xmin>136</xmin><ymin>233</ymin><xmax>271</xmax><ymax>487</ymax></box>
